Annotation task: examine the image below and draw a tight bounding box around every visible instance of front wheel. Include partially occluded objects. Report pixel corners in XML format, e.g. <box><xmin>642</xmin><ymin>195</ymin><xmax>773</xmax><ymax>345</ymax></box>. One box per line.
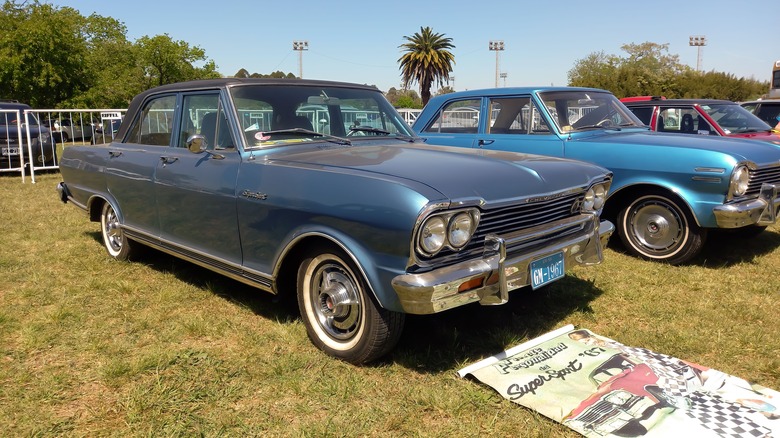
<box><xmin>297</xmin><ymin>247</ymin><xmax>404</xmax><ymax>364</ymax></box>
<box><xmin>100</xmin><ymin>202</ymin><xmax>136</xmax><ymax>261</ymax></box>
<box><xmin>618</xmin><ymin>193</ymin><xmax>706</xmax><ymax>265</ymax></box>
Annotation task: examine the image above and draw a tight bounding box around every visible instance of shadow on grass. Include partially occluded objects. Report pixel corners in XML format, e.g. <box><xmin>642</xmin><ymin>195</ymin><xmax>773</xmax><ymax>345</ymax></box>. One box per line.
<box><xmin>391</xmin><ymin>275</ymin><xmax>604</xmax><ymax>373</ymax></box>
<box><xmin>85</xmin><ymin>231</ymin><xmax>299</xmax><ymax>323</ymax></box>
<box><xmin>694</xmin><ymin>228</ymin><xmax>780</xmax><ymax>267</ymax></box>
<box><xmin>606</xmin><ymin>227</ymin><xmax>780</xmax><ymax>268</ymax></box>
<box><xmin>86</xmin><ymin>230</ymin><xmax>605</xmax><ymax>370</ymax></box>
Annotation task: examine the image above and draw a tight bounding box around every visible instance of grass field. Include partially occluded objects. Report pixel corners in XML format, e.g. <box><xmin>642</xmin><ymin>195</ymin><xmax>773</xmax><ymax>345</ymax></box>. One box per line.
<box><xmin>1</xmin><ymin>172</ymin><xmax>778</xmax><ymax>436</ymax></box>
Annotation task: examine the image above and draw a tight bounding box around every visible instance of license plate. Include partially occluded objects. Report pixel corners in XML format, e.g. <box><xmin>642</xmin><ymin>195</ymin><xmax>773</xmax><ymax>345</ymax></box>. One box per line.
<box><xmin>1</xmin><ymin>147</ymin><xmax>19</xmax><ymax>156</ymax></box>
<box><xmin>530</xmin><ymin>251</ymin><xmax>565</xmax><ymax>289</ymax></box>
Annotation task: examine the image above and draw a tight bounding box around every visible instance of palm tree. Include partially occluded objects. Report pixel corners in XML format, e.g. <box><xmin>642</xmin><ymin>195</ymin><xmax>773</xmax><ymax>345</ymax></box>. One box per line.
<box><xmin>398</xmin><ymin>27</ymin><xmax>455</xmax><ymax>106</ymax></box>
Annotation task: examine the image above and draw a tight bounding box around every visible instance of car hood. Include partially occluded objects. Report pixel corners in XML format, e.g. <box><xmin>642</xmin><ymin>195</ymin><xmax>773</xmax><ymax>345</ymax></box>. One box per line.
<box><xmin>727</xmin><ymin>130</ymin><xmax>780</xmax><ymax>143</ymax></box>
<box><xmin>268</xmin><ymin>141</ymin><xmax>609</xmax><ymax>201</ymax></box>
<box><xmin>577</xmin><ymin>130</ymin><xmax>780</xmax><ymax>164</ymax></box>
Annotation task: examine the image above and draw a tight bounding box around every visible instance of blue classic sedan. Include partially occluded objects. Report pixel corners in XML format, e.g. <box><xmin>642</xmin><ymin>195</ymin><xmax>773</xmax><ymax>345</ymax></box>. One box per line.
<box><xmin>413</xmin><ymin>87</ymin><xmax>780</xmax><ymax>265</ymax></box>
<box><xmin>56</xmin><ymin>79</ymin><xmax>614</xmax><ymax>363</ymax></box>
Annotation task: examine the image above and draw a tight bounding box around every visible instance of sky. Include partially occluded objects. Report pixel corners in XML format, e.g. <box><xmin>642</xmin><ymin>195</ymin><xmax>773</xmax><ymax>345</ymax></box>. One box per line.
<box><xmin>56</xmin><ymin>0</ymin><xmax>779</xmax><ymax>94</ymax></box>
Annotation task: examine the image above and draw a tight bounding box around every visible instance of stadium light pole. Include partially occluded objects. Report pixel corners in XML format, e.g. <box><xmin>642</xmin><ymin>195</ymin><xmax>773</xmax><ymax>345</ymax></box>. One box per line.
<box><xmin>293</xmin><ymin>40</ymin><xmax>309</xmax><ymax>78</ymax></box>
<box><xmin>489</xmin><ymin>40</ymin><xmax>504</xmax><ymax>88</ymax></box>
<box><xmin>689</xmin><ymin>35</ymin><xmax>706</xmax><ymax>72</ymax></box>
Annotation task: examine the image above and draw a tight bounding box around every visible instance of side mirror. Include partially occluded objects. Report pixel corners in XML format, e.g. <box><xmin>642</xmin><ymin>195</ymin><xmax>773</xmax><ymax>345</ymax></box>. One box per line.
<box><xmin>186</xmin><ymin>134</ymin><xmax>207</xmax><ymax>153</ymax></box>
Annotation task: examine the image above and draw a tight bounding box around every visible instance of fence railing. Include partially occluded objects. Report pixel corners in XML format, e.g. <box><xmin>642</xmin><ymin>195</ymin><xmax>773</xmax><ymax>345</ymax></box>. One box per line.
<box><xmin>1</xmin><ymin>108</ymin><xmax>125</xmax><ymax>183</ymax></box>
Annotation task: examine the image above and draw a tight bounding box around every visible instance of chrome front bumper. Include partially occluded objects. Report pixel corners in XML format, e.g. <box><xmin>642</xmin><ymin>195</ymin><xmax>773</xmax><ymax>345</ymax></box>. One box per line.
<box><xmin>713</xmin><ymin>183</ymin><xmax>779</xmax><ymax>228</ymax></box>
<box><xmin>391</xmin><ymin>214</ymin><xmax>614</xmax><ymax>315</ymax></box>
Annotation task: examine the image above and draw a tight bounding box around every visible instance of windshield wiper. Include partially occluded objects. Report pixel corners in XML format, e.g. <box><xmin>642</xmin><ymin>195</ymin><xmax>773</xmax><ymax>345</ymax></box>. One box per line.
<box><xmin>260</xmin><ymin>128</ymin><xmax>351</xmax><ymax>145</ymax></box>
<box><xmin>573</xmin><ymin>124</ymin><xmax>622</xmax><ymax>131</ymax></box>
<box><xmin>349</xmin><ymin>126</ymin><xmax>391</xmax><ymax>135</ymax></box>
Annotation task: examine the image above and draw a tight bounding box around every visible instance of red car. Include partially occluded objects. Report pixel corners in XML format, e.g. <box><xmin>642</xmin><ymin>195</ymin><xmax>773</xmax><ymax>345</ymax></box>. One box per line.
<box><xmin>563</xmin><ymin>354</ymin><xmax>681</xmax><ymax>436</ymax></box>
<box><xmin>621</xmin><ymin>96</ymin><xmax>780</xmax><ymax>144</ymax></box>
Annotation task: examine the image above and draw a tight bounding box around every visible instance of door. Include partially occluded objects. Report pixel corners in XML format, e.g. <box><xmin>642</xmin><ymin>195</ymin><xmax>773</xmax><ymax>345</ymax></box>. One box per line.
<box><xmin>475</xmin><ymin>95</ymin><xmax>565</xmax><ymax>157</ymax></box>
<box><xmin>105</xmin><ymin>94</ymin><xmax>176</xmax><ymax>237</ymax></box>
<box><xmin>154</xmin><ymin>92</ymin><xmax>243</xmax><ymax>265</ymax></box>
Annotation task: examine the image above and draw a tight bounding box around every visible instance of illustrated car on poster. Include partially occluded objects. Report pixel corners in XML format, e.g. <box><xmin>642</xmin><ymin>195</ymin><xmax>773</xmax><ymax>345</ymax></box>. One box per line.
<box><xmin>56</xmin><ymin>78</ymin><xmax>615</xmax><ymax>363</ymax></box>
<box><xmin>621</xmin><ymin>96</ymin><xmax>780</xmax><ymax>144</ymax></box>
<box><xmin>564</xmin><ymin>354</ymin><xmax>681</xmax><ymax>437</ymax></box>
<box><xmin>412</xmin><ymin>87</ymin><xmax>780</xmax><ymax>264</ymax></box>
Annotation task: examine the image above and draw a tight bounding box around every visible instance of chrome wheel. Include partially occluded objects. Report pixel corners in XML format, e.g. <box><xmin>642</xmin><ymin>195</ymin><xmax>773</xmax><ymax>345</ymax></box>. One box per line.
<box><xmin>297</xmin><ymin>247</ymin><xmax>404</xmax><ymax>364</ymax></box>
<box><xmin>301</xmin><ymin>254</ymin><xmax>365</xmax><ymax>346</ymax></box>
<box><xmin>618</xmin><ymin>193</ymin><xmax>705</xmax><ymax>264</ymax></box>
<box><xmin>100</xmin><ymin>202</ymin><xmax>133</xmax><ymax>260</ymax></box>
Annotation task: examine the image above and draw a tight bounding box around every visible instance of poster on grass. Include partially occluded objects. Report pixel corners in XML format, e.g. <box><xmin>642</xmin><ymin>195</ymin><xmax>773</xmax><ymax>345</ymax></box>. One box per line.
<box><xmin>458</xmin><ymin>325</ymin><xmax>780</xmax><ymax>437</ymax></box>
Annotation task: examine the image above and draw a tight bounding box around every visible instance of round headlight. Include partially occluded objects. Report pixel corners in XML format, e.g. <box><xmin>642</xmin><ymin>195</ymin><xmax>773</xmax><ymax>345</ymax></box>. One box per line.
<box><xmin>730</xmin><ymin>166</ymin><xmax>749</xmax><ymax>197</ymax></box>
<box><xmin>583</xmin><ymin>187</ymin><xmax>595</xmax><ymax>211</ymax></box>
<box><xmin>448</xmin><ymin>212</ymin><xmax>474</xmax><ymax>248</ymax></box>
<box><xmin>593</xmin><ymin>184</ymin><xmax>607</xmax><ymax>210</ymax></box>
<box><xmin>419</xmin><ymin>216</ymin><xmax>446</xmax><ymax>254</ymax></box>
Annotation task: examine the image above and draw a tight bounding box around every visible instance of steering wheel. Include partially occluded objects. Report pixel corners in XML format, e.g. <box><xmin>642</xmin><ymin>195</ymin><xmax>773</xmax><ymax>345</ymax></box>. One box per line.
<box><xmin>597</xmin><ymin>118</ymin><xmax>614</xmax><ymax>127</ymax></box>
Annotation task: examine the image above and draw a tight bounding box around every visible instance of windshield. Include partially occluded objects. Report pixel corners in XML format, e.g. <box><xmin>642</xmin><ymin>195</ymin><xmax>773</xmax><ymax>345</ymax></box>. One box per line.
<box><xmin>700</xmin><ymin>103</ymin><xmax>772</xmax><ymax>134</ymax></box>
<box><xmin>538</xmin><ymin>90</ymin><xmax>644</xmax><ymax>133</ymax></box>
<box><xmin>229</xmin><ymin>85</ymin><xmax>415</xmax><ymax>148</ymax></box>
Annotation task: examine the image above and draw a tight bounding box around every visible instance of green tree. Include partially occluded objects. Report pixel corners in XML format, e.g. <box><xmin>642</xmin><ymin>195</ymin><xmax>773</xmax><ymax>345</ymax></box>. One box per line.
<box><xmin>398</xmin><ymin>26</ymin><xmax>455</xmax><ymax>106</ymax></box>
<box><xmin>0</xmin><ymin>1</ymin><xmax>89</xmax><ymax>107</ymax></box>
<box><xmin>135</xmin><ymin>34</ymin><xmax>220</xmax><ymax>89</ymax></box>
<box><xmin>65</xmin><ymin>13</ymin><xmax>140</xmax><ymax>108</ymax></box>
<box><xmin>568</xmin><ymin>41</ymin><xmax>768</xmax><ymax>100</ymax></box>
<box><xmin>384</xmin><ymin>87</ymin><xmax>422</xmax><ymax>108</ymax></box>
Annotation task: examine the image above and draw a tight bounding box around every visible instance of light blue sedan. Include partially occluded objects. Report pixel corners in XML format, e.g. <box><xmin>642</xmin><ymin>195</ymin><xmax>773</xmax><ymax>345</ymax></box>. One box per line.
<box><xmin>413</xmin><ymin>87</ymin><xmax>780</xmax><ymax>264</ymax></box>
<box><xmin>56</xmin><ymin>79</ymin><xmax>614</xmax><ymax>363</ymax></box>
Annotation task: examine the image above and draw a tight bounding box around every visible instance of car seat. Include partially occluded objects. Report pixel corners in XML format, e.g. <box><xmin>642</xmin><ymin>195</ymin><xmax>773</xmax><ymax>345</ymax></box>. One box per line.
<box><xmin>680</xmin><ymin>114</ymin><xmax>694</xmax><ymax>133</ymax></box>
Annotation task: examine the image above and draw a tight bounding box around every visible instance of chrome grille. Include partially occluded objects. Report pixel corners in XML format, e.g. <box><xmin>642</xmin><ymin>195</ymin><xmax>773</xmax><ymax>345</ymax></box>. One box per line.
<box><xmin>470</xmin><ymin>190</ymin><xmax>583</xmax><ymax>251</ymax></box>
<box><xmin>748</xmin><ymin>164</ymin><xmax>780</xmax><ymax>196</ymax></box>
<box><xmin>573</xmin><ymin>400</ymin><xmax>619</xmax><ymax>424</ymax></box>
<box><xmin>415</xmin><ymin>189</ymin><xmax>586</xmax><ymax>269</ymax></box>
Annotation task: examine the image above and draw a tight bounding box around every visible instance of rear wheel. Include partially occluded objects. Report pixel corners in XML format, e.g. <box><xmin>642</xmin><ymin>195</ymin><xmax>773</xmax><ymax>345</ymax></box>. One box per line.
<box><xmin>297</xmin><ymin>247</ymin><xmax>404</xmax><ymax>364</ymax></box>
<box><xmin>100</xmin><ymin>202</ymin><xmax>136</xmax><ymax>261</ymax></box>
<box><xmin>618</xmin><ymin>192</ymin><xmax>705</xmax><ymax>265</ymax></box>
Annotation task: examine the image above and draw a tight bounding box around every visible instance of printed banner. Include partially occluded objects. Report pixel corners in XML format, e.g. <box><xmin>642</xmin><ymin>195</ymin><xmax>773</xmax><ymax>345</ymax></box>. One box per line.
<box><xmin>458</xmin><ymin>325</ymin><xmax>779</xmax><ymax>437</ymax></box>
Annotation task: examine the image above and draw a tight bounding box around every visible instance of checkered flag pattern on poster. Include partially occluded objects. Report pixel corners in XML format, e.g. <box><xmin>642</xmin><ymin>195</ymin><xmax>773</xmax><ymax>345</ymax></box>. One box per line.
<box><xmin>458</xmin><ymin>325</ymin><xmax>779</xmax><ymax>437</ymax></box>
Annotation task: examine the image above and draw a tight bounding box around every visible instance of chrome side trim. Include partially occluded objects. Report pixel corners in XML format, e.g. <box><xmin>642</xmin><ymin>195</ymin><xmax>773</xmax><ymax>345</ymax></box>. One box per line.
<box><xmin>122</xmin><ymin>226</ymin><xmax>276</xmax><ymax>293</ymax></box>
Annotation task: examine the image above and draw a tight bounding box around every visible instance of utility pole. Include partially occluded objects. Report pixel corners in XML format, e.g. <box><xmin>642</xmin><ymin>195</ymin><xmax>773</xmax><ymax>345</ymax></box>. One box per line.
<box><xmin>689</xmin><ymin>35</ymin><xmax>706</xmax><ymax>72</ymax></box>
<box><xmin>293</xmin><ymin>40</ymin><xmax>309</xmax><ymax>78</ymax></box>
<box><xmin>489</xmin><ymin>40</ymin><xmax>504</xmax><ymax>88</ymax></box>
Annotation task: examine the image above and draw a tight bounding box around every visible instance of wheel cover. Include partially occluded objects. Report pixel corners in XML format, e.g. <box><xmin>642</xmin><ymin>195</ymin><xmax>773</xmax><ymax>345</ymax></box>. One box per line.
<box><xmin>627</xmin><ymin>198</ymin><xmax>686</xmax><ymax>255</ymax></box>
<box><xmin>308</xmin><ymin>258</ymin><xmax>361</xmax><ymax>341</ymax></box>
<box><xmin>103</xmin><ymin>206</ymin><xmax>123</xmax><ymax>254</ymax></box>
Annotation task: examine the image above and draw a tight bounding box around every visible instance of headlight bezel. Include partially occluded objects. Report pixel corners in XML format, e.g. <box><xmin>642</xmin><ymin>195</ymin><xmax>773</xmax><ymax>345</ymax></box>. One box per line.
<box><xmin>728</xmin><ymin>165</ymin><xmax>750</xmax><ymax>200</ymax></box>
<box><xmin>581</xmin><ymin>181</ymin><xmax>610</xmax><ymax>213</ymax></box>
<box><xmin>416</xmin><ymin>208</ymin><xmax>480</xmax><ymax>258</ymax></box>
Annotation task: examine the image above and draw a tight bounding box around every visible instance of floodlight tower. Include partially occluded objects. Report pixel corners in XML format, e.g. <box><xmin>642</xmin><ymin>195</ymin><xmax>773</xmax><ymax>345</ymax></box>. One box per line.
<box><xmin>689</xmin><ymin>35</ymin><xmax>706</xmax><ymax>72</ymax></box>
<box><xmin>489</xmin><ymin>40</ymin><xmax>504</xmax><ymax>88</ymax></box>
<box><xmin>293</xmin><ymin>40</ymin><xmax>309</xmax><ymax>78</ymax></box>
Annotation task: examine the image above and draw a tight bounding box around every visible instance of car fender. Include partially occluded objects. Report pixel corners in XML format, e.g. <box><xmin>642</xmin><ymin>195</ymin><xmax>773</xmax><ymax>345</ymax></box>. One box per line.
<box><xmin>605</xmin><ymin>174</ymin><xmax>726</xmax><ymax>228</ymax></box>
<box><xmin>273</xmin><ymin>225</ymin><xmax>408</xmax><ymax>312</ymax></box>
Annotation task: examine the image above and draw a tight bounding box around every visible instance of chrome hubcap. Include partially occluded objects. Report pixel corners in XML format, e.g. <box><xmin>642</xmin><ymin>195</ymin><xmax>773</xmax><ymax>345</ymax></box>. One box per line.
<box><xmin>311</xmin><ymin>262</ymin><xmax>360</xmax><ymax>340</ymax></box>
<box><xmin>631</xmin><ymin>200</ymin><xmax>683</xmax><ymax>251</ymax></box>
